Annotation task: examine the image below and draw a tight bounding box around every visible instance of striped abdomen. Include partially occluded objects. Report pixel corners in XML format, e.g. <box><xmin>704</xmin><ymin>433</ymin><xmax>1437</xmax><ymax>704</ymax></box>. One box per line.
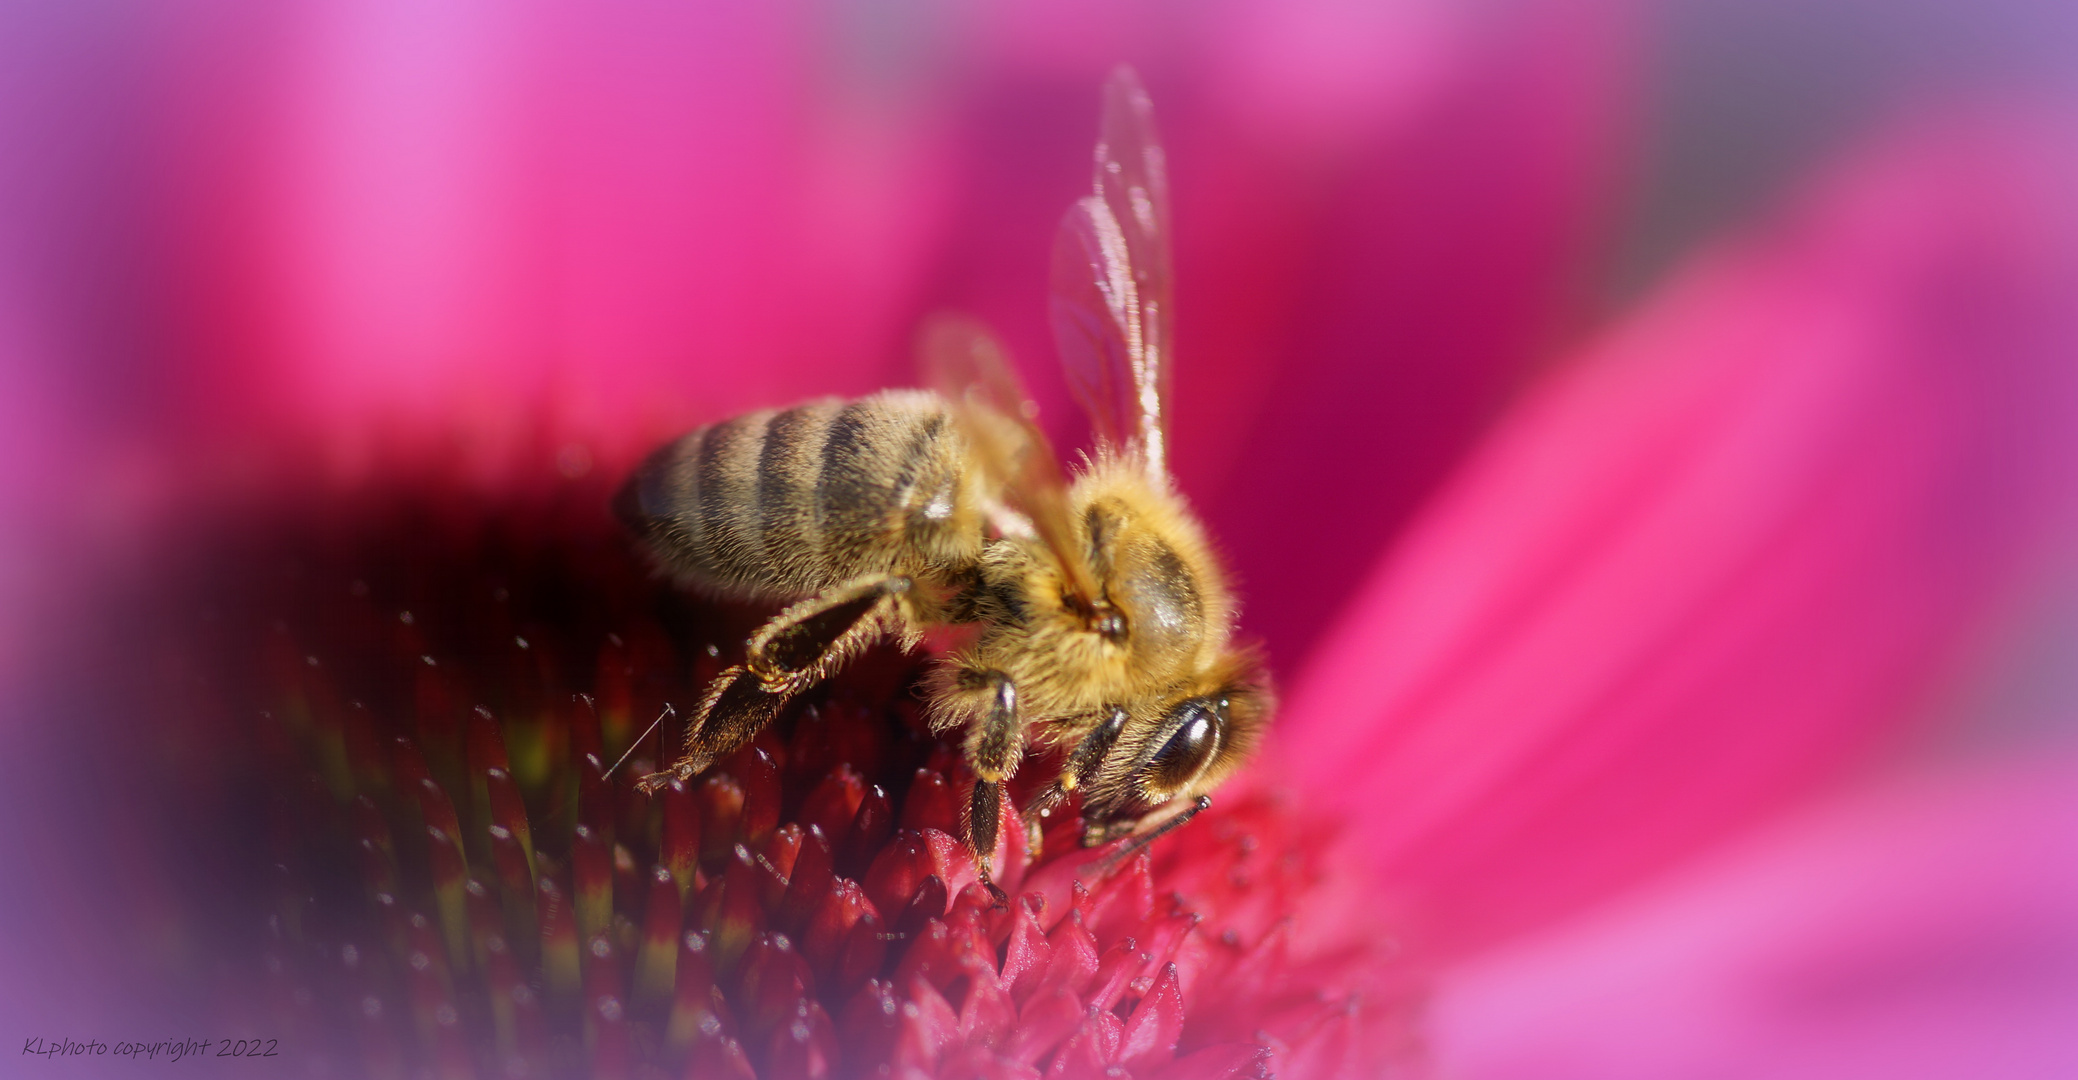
<box><xmin>615</xmin><ymin>390</ymin><xmax>985</xmax><ymax>600</ymax></box>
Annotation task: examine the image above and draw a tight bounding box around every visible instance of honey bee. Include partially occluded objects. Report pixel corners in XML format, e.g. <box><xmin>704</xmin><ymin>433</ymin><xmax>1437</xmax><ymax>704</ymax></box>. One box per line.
<box><xmin>617</xmin><ymin>68</ymin><xmax>1270</xmax><ymax>896</ymax></box>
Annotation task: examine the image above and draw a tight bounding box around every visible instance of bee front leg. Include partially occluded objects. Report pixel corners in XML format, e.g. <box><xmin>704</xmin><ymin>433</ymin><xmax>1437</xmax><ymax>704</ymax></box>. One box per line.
<box><xmin>1019</xmin><ymin>706</ymin><xmax>1128</xmax><ymax>861</ymax></box>
<box><xmin>960</xmin><ymin>669</ymin><xmax>1021</xmax><ymax>906</ymax></box>
<box><xmin>746</xmin><ymin>574</ymin><xmax>913</xmax><ymax>695</ymax></box>
<box><xmin>1092</xmin><ymin>795</ymin><xmax>1212</xmax><ymax>872</ymax></box>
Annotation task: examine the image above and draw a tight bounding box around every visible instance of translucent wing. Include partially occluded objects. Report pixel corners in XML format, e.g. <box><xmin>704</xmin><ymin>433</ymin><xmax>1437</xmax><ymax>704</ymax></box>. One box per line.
<box><xmin>920</xmin><ymin>315</ymin><xmax>1101</xmax><ymax>610</ymax></box>
<box><xmin>1049</xmin><ymin>65</ymin><xmax>1175</xmax><ymax>479</ymax></box>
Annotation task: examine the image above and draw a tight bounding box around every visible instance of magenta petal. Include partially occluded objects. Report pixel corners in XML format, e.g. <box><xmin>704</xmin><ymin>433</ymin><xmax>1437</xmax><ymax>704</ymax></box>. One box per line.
<box><xmin>1429</xmin><ymin>747</ymin><xmax>2078</xmax><ymax>1079</ymax></box>
<box><xmin>1281</xmin><ymin>118</ymin><xmax>2078</xmax><ymax>954</ymax></box>
<box><xmin>160</xmin><ymin>1</ymin><xmax>955</xmax><ymax>462</ymax></box>
<box><xmin>1193</xmin><ymin>0</ymin><xmax>1630</xmax><ymax>669</ymax></box>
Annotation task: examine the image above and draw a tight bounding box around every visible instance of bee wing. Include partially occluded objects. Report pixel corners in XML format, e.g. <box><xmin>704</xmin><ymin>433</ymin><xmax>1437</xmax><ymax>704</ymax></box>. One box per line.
<box><xmin>1049</xmin><ymin>65</ymin><xmax>1175</xmax><ymax>480</ymax></box>
<box><xmin>920</xmin><ymin>315</ymin><xmax>1102</xmax><ymax>608</ymax></box>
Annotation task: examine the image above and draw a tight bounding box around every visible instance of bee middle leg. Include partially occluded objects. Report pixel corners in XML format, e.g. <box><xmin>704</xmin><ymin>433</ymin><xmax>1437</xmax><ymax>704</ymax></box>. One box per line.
<box><xmin>959</xmin><ymin>669</ymin><xmax>1022</xmax><ymax>905</ymax></box>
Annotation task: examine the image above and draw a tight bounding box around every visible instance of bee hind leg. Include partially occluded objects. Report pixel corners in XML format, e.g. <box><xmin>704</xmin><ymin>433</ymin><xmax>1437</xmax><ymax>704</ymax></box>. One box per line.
<box><xmin>634</xmin><ymin>666</ymin><xmax>793</xmax><ymax>794</ymax></box>
<box><xmin>638</xmin><ymin>574</ymin><xmax>912</xmax><ymax>796</ymax></box>
<box><xmin>746</xmin><ymin>575</ymin><xmax>912</xmax><ymax>694</ymax></box>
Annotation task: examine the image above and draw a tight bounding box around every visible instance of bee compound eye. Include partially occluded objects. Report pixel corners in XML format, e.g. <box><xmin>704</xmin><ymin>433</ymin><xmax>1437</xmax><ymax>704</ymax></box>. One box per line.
<box><xmin>1144</xmin><ymin>699</ymin><xmax>1222</xmax><ymax>793</ymax></box>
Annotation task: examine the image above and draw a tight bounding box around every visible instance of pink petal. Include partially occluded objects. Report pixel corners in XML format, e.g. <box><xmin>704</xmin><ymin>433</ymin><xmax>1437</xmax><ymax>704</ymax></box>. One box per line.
<box><xmin>161</xmin><ymin>0</ymin><xmax>956</xmax><ymax>465</ymax></box>
<box><xmin>1118</xmin><ymin>962</ymin><xmax>1185</xmax><ymax>1068</ymax></box>
<box><xmin>1280</xmin><ymin>116</ymin><xmax>2078</xmax><ymax>955</ymax></box>
<box><xmin>1192</xmin><ymin>0</ymin><xmax>1632</xmax><ymax>669</ymax></box>
<box><xmin>1429</xmin><ymin>745</ymin><xmax>2078</xmax><ymax>1079</ymax></box>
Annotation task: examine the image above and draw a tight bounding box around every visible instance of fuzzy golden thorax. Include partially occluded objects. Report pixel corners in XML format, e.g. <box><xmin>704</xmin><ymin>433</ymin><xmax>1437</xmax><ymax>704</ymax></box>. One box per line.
<box><xmin>949</xmin><ymin>458</ymin><xmax>1237</xmax><ymax>724</ymax></box>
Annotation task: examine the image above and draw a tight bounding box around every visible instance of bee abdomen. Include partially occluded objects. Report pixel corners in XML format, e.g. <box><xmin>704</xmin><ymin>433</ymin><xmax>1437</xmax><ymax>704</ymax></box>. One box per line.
<box><xmin>616</xmin><ymin>390</ymin><xmax>977</xmax><ymax>598</ymax></box>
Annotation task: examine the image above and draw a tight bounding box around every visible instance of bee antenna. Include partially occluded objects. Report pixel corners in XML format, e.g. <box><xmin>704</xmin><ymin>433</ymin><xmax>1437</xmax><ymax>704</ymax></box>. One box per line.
<box><xmin>603</xmin><ymin>703</ymin><xmax>676</xmax><ymax>781</ymax></box>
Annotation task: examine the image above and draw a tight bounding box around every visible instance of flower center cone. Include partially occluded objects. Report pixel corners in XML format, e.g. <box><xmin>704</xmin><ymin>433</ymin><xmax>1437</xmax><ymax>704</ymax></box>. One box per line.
<box><xmin>151</xmin><ymin>468</ymin><xmax>1414</xmax><ymax>1079</ymax></box>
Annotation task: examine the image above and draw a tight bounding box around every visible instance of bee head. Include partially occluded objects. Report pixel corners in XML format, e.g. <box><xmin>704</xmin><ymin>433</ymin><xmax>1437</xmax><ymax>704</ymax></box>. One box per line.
<box><xmin>1079</xmin><ymin>649</ymin><xmax>1271</xmax><ymax>842</ymax></box>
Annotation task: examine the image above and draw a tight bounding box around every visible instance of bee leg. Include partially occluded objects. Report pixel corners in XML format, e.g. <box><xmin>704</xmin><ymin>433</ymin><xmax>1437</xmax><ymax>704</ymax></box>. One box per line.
<box><xmin>638</xmin><ymin>575</ymin><xmax>911</xmax><ymax>795</ymax></box>
<box><xmin>968</xmin><ymin>780</ymin><xmax>1008</xmax><ymax>908</ymax></box>
<box><xmin>961</xmin><ymin>670</ymin><xmax>1020</xmax><ymax>907</ymax></box>
<box><xmin>1093</xmin><ymin>795</ymin><xmax>1212</xmax><ymax>872</ymax></box>
<box><xmin>746</xmin><ymin>575</ymin><xmax>912</xmax><ymax>695</ymax></box>
<box><xmin>1019</xmin><ymin>784</ymin><xmax>1064</xmax><ymax>863</ymax></box>
<box><xmin>634</xmin><ymin>666</ymin><xmax>792</xmax><ymax>795</ymax></box>
<box><xmin>1019</xmin><ymin>706</ymin><xmax>1129</xmax><ymax>861</ymax></box>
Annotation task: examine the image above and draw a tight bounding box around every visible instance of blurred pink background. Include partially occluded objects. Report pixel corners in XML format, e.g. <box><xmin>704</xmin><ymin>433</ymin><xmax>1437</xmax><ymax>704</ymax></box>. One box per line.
<box><xmin>3</xmin><ymin>0</ymin><xmax>2076</xmax><ymax>1076</ymax></box>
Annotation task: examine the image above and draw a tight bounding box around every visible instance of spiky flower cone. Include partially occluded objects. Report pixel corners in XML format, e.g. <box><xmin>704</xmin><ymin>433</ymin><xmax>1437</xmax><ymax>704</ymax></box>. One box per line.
<box><xmin>156</xmin><ymin>467</ymin><xmax>1415</xmax><ymax>1079</ymax></box>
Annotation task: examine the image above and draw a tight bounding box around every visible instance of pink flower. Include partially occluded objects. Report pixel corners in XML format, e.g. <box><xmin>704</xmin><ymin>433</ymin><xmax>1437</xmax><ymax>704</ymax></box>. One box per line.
<box><xmin>1298</xmin><ymin>115</ymin><xmax>2078</xmax><ymax>1077</ymax></box>
<box><xmin>3</xmin><ymin>1</ymin><xmax>2075</xmax><ymax>1077</ymax></box>
<box><xmin>1285</xmin><ymin>118</ymin><xmax>2078</xmax><ymax>957</ymax></box>
<box><xmin>1432</xmin><ymin>739</ymin><xmax>2078</xmax><ymax>1078</ymax></box>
